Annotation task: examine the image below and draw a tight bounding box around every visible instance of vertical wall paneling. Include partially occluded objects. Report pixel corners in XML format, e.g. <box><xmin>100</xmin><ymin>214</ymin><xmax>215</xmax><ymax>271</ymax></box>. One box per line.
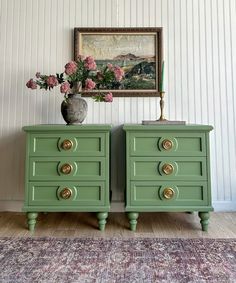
<box><xmin>0</xmin><ymin>0</ymin><xmax>235</xmax><ymax>210</ymax></box>
<box><xmin>229</xmin><ymin>0</ymin><xmax>236</xmax><ymax>203</ymax></box>
<box><xmin>223</xmin><ymin>0</ymin><xmax>235</xmax><ymax>201</ymax></box>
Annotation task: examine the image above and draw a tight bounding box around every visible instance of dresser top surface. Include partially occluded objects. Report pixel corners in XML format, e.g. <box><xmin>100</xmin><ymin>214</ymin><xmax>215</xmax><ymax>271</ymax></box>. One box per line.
<box><xmin>123</xmin><ymin>124</ymin><xmax>213</xmax><ymax>132</ymax></box>
<box><xmin>23</xmin><ymin>124</ymin><xmax>113</xmax><ymax>132</ymax></box>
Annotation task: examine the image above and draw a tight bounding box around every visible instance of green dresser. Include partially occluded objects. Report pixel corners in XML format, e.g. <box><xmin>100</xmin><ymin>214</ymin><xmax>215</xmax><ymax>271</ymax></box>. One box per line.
<box><xmin>23</xmin><ymin>124</ymin><xmax>111</xmax><ymax>231</ymax></box>
<box><xmin>123</xmin><ymin>124</ymin><xmax>213</xmax><ymax>231</ymax></box>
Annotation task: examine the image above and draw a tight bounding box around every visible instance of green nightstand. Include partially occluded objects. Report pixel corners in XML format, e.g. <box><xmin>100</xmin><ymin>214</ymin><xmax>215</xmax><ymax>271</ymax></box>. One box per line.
<box><xmin>123</xmin><ymin>124</ymin><xmax>213</xmax><ymax>231</ymax></box>
<box><xmin>23</xmin><ymin>124</ymin><xmax>111</xmax><ymax>231</ymax></box>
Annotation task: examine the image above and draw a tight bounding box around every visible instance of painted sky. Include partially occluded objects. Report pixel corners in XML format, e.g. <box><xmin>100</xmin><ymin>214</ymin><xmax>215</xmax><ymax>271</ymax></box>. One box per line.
<box><xmin>81</xmin><ymin>34</ymin><xmax>156</xmax><ymax>59</ymax></box>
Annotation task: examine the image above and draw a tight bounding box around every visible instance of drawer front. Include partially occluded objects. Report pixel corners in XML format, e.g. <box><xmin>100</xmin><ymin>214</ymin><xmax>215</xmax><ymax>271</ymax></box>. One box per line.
<box><xmin>29</xmin><ymin>157</ymin><xmax>105</xmax><ymax>181</ymax></box>
<box><xmin>29</xmin><ymin>133</ymin><xmax>106</xmax><ymax>156</ymax></box>
<box><xmin>129</xmin><ymin>181</ymin><xmax>208</xmax><ymax>206</ymax></box>
<box><xmin>130</xmin><ymin>157</ymin><xmax>207</xmax><ymax>181</ymax></box>
<box><xmin>129</xmin><ymin>132</ymin><xmax>206</xmax><ymax>156</ymax></box>
<box><xmin>28</xmin><ymin>182</ymin><xmax>105</xmax><ymax>206</ymax></box>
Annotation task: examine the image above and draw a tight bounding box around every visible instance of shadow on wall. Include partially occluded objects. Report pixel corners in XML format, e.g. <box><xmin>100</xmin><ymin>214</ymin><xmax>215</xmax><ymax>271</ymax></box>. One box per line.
<box><xmin>0</xmin><ymin>130</ymin><xmax>26</xmax><ymax>201</ymax></box>
<box><xmin>110</xmin><ymin>125</ymin><xmax>125</xmax><ymax>202</ymax></box>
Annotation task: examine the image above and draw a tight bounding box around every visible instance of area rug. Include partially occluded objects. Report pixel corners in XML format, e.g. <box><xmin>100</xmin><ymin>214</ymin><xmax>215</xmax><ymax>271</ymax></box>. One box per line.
<box><xmin>0</xmin><ymin>238</ymin><xmax>235</xmax><ymax>283</ymax></box>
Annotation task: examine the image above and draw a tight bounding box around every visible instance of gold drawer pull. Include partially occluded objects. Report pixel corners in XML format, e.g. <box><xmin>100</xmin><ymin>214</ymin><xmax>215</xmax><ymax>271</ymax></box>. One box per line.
<box><xmin>61</xmin><ymin>139</ymin><xmax>73</xmax><ymax>150</ymax></box>
<box><xmin>162</xmin><ymin>139</ymin><xmax>173</xmax><ymax>150</ymax></box>
<box><xmin>163</xmin><ymin>187</ymin><xmax>175</xmax><ymax>199</ymax></box>
<box><xmin>162</xmin><ymin>163</ymin><xmax>174</xmax><ymax>175</ymax></box>
<box><xmin>60</xmin><ymin>187</ymin><xmax>72</xmax><ymax>199</ymax></box>
<box><xmin>60</xmin><ymin>163</ymin><xmax>73</xmax><ymax>174</ymax></box>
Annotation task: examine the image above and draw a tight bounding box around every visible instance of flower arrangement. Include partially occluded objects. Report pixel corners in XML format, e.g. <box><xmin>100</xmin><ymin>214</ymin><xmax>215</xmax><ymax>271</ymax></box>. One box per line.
<box><xmin>26</xmin><ymin>55</ymin><xmax>124</xmax><ymax>103</ymax></box>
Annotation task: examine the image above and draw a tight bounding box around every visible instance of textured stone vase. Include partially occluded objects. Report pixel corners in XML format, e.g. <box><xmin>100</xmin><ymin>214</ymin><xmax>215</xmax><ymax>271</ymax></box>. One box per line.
<box><xmin>61</xmin><ymin>93</ymin><xmax>88</xmax><ymax>125</ymax></box>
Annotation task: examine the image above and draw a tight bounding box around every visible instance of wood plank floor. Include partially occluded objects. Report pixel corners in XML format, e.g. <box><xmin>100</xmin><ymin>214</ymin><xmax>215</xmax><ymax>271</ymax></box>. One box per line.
<box><xmin>0</xmin><ymin>212</ymin><xmax>235</xmax><ymax>238</ymax></box>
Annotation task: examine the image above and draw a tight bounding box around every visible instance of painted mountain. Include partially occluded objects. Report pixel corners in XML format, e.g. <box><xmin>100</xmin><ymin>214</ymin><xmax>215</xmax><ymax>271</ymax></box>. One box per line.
<box><xmin>96</xmin><ymin>53</ymin><xmax>156</xmax><ymax>90</ymax></box>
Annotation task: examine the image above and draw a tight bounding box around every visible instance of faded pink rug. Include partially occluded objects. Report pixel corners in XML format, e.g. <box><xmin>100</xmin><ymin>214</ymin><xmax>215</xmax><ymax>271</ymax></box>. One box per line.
<box><xmin>0</xmin><ymin>238</ymin><xmax>235</xmax><ymax>282</ymax></box>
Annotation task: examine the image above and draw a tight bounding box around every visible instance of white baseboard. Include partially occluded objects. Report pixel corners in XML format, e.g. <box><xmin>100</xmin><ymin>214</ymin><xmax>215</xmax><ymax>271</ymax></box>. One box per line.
<box><xmin>0</xmin><ymin>200</ymin><xmax>235</xmax><ymax>212</ymax></box>
<box><xmin>0</xmin><ymin>201</ymin><xmax>23</xmax><ymax>212</ymax></box>
<box><xmin>212</xmin><ymin>201</ymin><xmax>236</xmax><ymax>212</ymax></box>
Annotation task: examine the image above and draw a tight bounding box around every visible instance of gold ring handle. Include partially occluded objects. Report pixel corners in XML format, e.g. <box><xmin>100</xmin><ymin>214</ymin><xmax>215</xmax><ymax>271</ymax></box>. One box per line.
<box><xmin>162</xmin><ymin>139</ymin><xmax>173</xmax><ymax>150</ymax></box>
<box><xmin>60</xmin><ymin>187</ymin><xmax>72</xmax><ymax>199</ymax></box>
<box><xmin>60</xmin><ymin>163</ymin><xmax>73</xmax><ymax>174</ymax></box>
<box><xmin>162</xmin><ymin>163</ymin><xmax>174</xmax><ymax>175</ymax></box>
<box><xmin>163</xmin><ymin>187</ymin><xmax>175</xmax><ymax>199</ymax></box>
<box><xmin>61</xmin><ymin>139</ymin><xmax>73</xmax><ymax>150</ymax></box>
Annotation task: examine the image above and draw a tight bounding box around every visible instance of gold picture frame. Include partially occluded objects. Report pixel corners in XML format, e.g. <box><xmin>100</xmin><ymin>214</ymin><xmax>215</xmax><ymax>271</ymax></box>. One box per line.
<box><xmin>74</xmin><ymin>27</ymin><xmax>163</xmax><ymax>97</ymax></box>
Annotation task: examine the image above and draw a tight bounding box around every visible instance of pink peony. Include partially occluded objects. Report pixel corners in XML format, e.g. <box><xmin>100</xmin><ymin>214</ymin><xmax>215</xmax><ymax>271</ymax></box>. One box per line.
<box><xmin>113</xmin><ymin>65</ymin><xmax>124</xmax><ymax>82</ymax></box>
<box><xmin>84</xmin><ymin>56</ymin><xmax>97</xmax><ymax>70</ymax></box>
<box><xmin>85</xmin><ymin>78</ymin><xmax>96</xmax><ymax>90</ymax></box>
<box><xmin>46</xmin><ymin>75</ymin><xmax>58</xmax><ymax>87</ymax></box>
<box><xmin>26</xmin><ymin>79</ymin><xmax>37</xmax><ymax>89</ymax></box>
<box><xmin>104</xmin><ymin>92</ymin><xmax>113</xmax><ymax>102</ymax></box>
<box><xmin>65</xmin><ymin>61</ymin><xmax>77</xmax><ymax>75</ymax></box>
<box><xmin>60</xmin><ymin>82</ymin><xmax>70</xmax><ymax>93</ymax></box>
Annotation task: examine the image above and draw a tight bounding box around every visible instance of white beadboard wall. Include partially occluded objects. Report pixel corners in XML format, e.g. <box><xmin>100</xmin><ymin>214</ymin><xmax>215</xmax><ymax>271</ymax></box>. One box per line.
<box><xmin>0</xmin><ymin>0</ymin><xmax>235</xmax><ymax>211</ymax></box>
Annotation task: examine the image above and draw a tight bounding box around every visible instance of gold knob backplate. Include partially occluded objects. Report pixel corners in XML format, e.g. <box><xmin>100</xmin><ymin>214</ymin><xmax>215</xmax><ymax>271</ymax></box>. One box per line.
<box><xmin>163</xmin><ymin>187</ymin><xmax>175</xmax><ymax>199</ymax></box>
<box><xmin>162</xmin><ymin>139</ymin><xmax>173</xmax><ymax>150</ymax></box>
<box><xmin>61</xmin><ymin>139</ymin><xmax>73</xmax><ymax>150</ymax></box>
<box><xmin>162</xmin><ymin>163</ymin><xmax>174</xmax><ymax>175</ymax></box>
<box><xmin>60</xmin><ymin>163</ymin><xmax>73</xmax><ymax>174</ymax></box>
<box><xmin>60</xmin><ymin>187</ymin><xmax>72</xmax><ymax>199</ymax></box>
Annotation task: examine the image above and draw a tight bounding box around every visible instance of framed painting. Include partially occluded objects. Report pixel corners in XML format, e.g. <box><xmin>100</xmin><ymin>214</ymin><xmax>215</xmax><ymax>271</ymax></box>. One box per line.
<box><xmin>74</xmin><ymin>27</ymin><xmax>163</xmax><ymax>97</ymax></box>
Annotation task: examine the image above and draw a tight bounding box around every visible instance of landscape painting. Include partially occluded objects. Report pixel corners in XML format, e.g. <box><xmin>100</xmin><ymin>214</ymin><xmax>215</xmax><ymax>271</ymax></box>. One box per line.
<box><xmin>74</xmin><ymin>28</ymin><xmax>163</xmax><ymax>96</ymax></box>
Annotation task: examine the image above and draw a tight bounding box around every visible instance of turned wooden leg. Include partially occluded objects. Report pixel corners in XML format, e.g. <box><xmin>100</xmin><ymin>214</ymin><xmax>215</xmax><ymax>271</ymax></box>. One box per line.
<box><xmin>198</xmin><ymin>212</ymin><xmax>210</xmax><ymax>231</ymax></box>
<box><xmin>27</xmin><ymin>212</ymin><xmax>38</xmax><ymax>231</ymax></box>
<box><xmin>127</xmin><ymin>212</ymin><xmax>139</xmax><ymax>231</ymax></box>
<box><xmin>96</xmin><ymin>212</ymin><xmax>108</xmax><ymax>231</ymax></box>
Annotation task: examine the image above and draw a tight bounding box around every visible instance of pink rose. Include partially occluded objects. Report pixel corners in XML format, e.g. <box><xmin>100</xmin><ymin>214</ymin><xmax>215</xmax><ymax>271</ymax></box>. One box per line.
<box><xmin>60</xmin><ymin>82</ymin><xmax>70</xmax><ymax>93</ymax></box>
<box><xmin>46</xmin><ymin>75</ymin><xmax>58</xmax><ymax>87</ymax></box>
<box><xmin>84</xmin><ymin>56</ymin><xmax>97</xmax><ymax>70</ymax></box>
<box><xmin>104</xmin><ymin>92</ymin><xmax>113</xmax><ymax>102</ymax></box>
<box><xmin>65</xmin><ymin>61</ymin><xmax>77</xmax><ymax>75</ymax></box>
<box><xmin>113</xmin><ymin>66</ymin><xmax>124</xmax><ymax>82</ymax></box>
<box><xmin>85</xmin><ymin>78</ymin><xmax>96</xmax><ymax>90</ymax></box>
<box><xmin>26</xmin><ymin>79</ymin><xmax>37</xmax><ymax>89</ymax></box>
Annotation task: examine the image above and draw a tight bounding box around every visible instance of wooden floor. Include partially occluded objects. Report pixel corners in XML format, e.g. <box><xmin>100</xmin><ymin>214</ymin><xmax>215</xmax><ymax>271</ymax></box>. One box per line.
<box><xmin>0</xmin><ymin>212</ymin><xmax>235</xmax><ymax>238</ymax></box>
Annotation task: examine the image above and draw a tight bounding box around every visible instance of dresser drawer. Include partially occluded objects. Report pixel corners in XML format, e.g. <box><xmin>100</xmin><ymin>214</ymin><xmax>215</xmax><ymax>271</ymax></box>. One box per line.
<box><xmin>29</xmin><ymin>133</ymin><xmax>106</xmax><ymax>156</ymax></box>
<box><xmin>28</xmin><ymin>182</ymin><xmax>105</xmax><ymax>206</ymax></box>
<box><xmin>129</xmin><ymin>132</ymin><xmax>206</xmax><ymax>156</ymax></box>
<box><xmin>129</xmin><ymin>181</ymin><xmax>208</xmax><ymax>206</ymax></box>
<box><xmin>29</xmin><ymin>157</ymin><xmax>105</xmax><ymax>181</ymax></box>
<box><xmin>130</xmin><ymin>157</ymin><xmax>207</xmax><ymax>181</ymax></box>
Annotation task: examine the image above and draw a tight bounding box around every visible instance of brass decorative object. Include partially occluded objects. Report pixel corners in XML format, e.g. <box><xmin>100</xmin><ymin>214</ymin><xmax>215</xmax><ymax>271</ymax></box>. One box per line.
<box><xmin>60</xmin><ymin>187</ymin><xmax>72</xmax><ymax>199</ymax></box>
<box><xmin>60</xmin><ymin>163</ymin><xmax>73</xmax><ymax>174</ymax></box>
<box><xmin>61</xmin><ymin>139</ymin><xmax>73</xmax><ymax>150</ymax></box>
<box><xmin>163</xmin><ymin>187</ymin><xmax>175</xmax><ymax>199</ymax></box>
<box><xmin>157</xmin><ymin>91</ymin><xmax>167</xmax><ymax>121</ymax></box>
<box><xmin>142</xmin><ymin>91</ymin><xmax>186</xmax><ymax>124</ymax></box>
<box><xmin>162</xmin><ymin>139</ymin><xmax>173</xmax><ymax>150</ymax></box>
<box><xmin>162</xmin><ymin>163</ymin><xmax>174</xmax><ymax>175</ymax></box>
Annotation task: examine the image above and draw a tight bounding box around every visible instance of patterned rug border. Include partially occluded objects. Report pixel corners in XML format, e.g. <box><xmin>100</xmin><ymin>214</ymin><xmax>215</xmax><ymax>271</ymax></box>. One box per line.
<box><xmin>0</xmin><ymin>236</ymin><xmax>235</xmax><ymax>283</ymax></box>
